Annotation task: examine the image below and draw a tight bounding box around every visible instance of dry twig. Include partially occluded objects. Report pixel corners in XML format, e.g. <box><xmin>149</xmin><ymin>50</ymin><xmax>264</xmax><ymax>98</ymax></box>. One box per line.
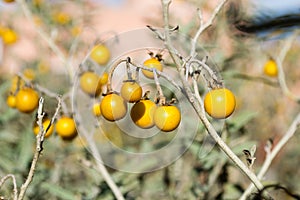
<box><xmin>17</xmin><ymin>97</ymin><xmax>61</xmax><ymax>200</ymax></box>
<box><xmin>161</xmin><ymin>0</ymin><xmax>271</xmax><ymax>199</ymax></box>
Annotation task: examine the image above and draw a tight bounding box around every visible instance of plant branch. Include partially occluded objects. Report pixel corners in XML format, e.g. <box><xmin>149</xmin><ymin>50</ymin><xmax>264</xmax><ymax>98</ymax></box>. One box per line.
<box><xmin>17</xmin><ymin>97</ymin><xmax>61</xmax><ymax>200</ymax></box>
<box><xmin>161</xmin><ymin>0</ymin><xmax>271</xmax><ymax>198</ymax></box>
<box><xmin>18</xmin><ymin>72</ymin><xmax>69</xmax><ymax>114</ymax></box>
<box><xmin>240</xmin><ymin>112</ymin><xmax>300</xmax><ymax>200</ymax></box>
<box><xmin>188</xmin><ymin>58</ymin><xmax>222</xmax><ymax>88</ymax></box>
<box><xmin>73</xmin><ymin>114</ymin><xmax>125</xmax><ymax>200</ymax></box>
<box><xmin>190</xmin><ymin>0</ymin><xmax>228</xmax><ymax>57</ymax></box>
<box><xmin>106</xmin><ymin>58</ymin><xmax>129</xmax><ymax>92</ymax></box>
<box><xmin>129</xmin><ymin>59</ymin><xmax>182</xmax><ymax>91</ymax></box>
<box><xmin>0</xmin><ymin>174</ymin><xmax>18</xmax><ymax>200</ymax></box>
<box><xmin>275</xmin><ymin>57</ymin><xmax>300</xmax><ymax>102</ymax></box>
<box><xmin>229</xmin><ymin>72</ymin><xmax>278</xmax><ymax>87</ymax></box>
<box><xmin>274</xmin><ymin>31</ymin><xmax>300</xmax><ymax>102</ymax></box>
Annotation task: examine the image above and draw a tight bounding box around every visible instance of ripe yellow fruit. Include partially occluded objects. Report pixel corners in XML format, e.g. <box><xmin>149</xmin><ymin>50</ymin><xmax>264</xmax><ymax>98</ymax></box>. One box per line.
<box><xmin>154</xmin><ymin>105</ymin><xmax>181</xmax><ymax>132</ymax></box>
<box><xmin>142</xmin><ymin>58</ymin><xmax>163</xmax><ymax>79</ymax></box>
<box><xmin>204</xmin><ymin>88</ymin><xmax>236</xmax><ymax>119</ymax></box>
<box><xmin>3</xmin><ymin>0</ymin><xmax>15</xmax><ymax>3</ymax></box>
<box><xmin>53</xmin><ymin>12</ymin><xmax>70</xmax><ymax>25</ymax></box>
<box><xmin>99</xmin><ymin>72</ymin><xmax>108</xmax><ymax>85</ymax></box>
<box><xmin>120</xmin><ymin>81</ymin><xmax>143</xmax><ymax>103</ymax></box>
<box><xmin>56</xmin><ymin>117</ymin><xmax>77</xmax><ymax>140</ymax></box>
<box><xmin>100</xmin><ymin>93</ymin><xmax>127</xmax><ymax>122</ymax></box>
<box><xmin>1</xmin><ymin>28</ymin><xmax>18</xmax><ymax>45</ymax></box>
<box><xmin>15</xmin><ymin>88</ymin><xmax>39</xmax><ymax>113</ymax></box>
<box><xmin>79</xmin><ymin>71</ymin><xmax>102</xmax><ymax>97</ymax></box>
<box><xmin>23</xmin><ymin>68</ymin><xmax>36</xmax><ymax>81</ymax></box>
<box><xmin>130</xmin><ymin>99</ymin><xmax>156</xmax><ymax>129</ymax></box>
<box><xmin>263</xmin><ymin>59</ymin><xmax>278</xmax><ymax>77</ymax></box>
<box><xmin>93</xmin><ymin>103</ymin><xmax>101</xmax><ymax>117</ymax></box>
<box><xmin>90</xmin><ymin>45</ymin><xmax>111</xmax><ymax>65</ymax></box>
<box><xmin>6</xmin><ymin>95</ymin><xmax>17</xmax><ymax>108</ymax></box>
<box><xmin>9</xmin><ymin>76</ymin><xmax>25</xmax><ymax>93</ymax></box>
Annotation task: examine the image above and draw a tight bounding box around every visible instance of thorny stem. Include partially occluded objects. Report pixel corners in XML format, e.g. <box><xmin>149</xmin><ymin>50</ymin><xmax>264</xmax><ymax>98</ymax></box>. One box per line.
<box><xmin>161</xmin><ymin>0</ymin><xmax>271</xmax><ymax>198</ymax></box>
<box><xmin>0</xmin><ymin>174</ymin><xmax>18</xmax><ymax>200</ymax></box>
<box><xmin>240</xmin><ymin>113</ymin><xmax>300</xmax><ymax>200</ymax></box>
<box><xmin>16</xmin><ymin>0</ymin><xmax>74</xmax><ymax>81</ymax></box>
<box><xmin>17</xmin><ymin>97</ymin><xmax>61</xmax><ymax>200</ymax></box>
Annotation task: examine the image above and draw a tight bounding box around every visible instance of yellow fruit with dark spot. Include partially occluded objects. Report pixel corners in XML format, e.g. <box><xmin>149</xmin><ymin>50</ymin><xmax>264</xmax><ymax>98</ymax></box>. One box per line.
<box><xmin>131</xmin><ymin>99</ymin><xmax>156</xmax><ymax>129</ymax></box>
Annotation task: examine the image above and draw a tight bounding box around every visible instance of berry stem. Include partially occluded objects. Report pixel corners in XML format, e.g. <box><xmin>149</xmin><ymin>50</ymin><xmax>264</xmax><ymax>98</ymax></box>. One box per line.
<box><xmin>153</xmin><ymin>69</ymin><xmax>166</xmax><ymax>105</ymax></box>
<box><xmin>129</xmin><ymin>59</ymin><xmax>182</xmax><ymax>91</ymax></box>
<box><xmin>106</xmin><ymin>58</ymin><xmax>129</xmax><ymax>93</ymax></box>
<box><xmin>125</xmin><ymin>59</ymin><xmax>133</xmax><ymax>80</ymax></box>
<box><xmin>188</xmin><ymin>58</ymin><xmax>222</xmax><ymax>89</ymax></box>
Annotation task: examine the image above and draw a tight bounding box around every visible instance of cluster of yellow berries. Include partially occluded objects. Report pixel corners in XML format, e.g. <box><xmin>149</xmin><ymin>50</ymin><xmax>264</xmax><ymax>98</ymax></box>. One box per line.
<box><xmin>6</xmin><ymin>76</ymin><xmax>77</xmax><ymax>140</ymax></box>
<box><xmin>81</xmin><ymin>48</ymin><xmax>181</xmax><ymax>132</ymax></box>
<box><xmin>82</xmin><ymin>44</ymin><xmax>239</xmax><ymax>132</ymax></box>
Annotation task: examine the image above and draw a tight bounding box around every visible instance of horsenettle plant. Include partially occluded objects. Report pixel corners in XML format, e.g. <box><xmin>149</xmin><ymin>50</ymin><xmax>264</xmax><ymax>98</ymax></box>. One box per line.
<box><xmin>0</xmin><ymin>0</ymin><xmax>300</xmax><ymax>200</ymax></box>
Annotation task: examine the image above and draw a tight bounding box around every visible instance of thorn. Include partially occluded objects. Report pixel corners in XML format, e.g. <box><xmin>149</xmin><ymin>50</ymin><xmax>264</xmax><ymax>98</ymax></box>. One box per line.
<box><xmin>170</xmin><ymin>25</ymin><xmax>179</xmax><ymax>31</ymax></box>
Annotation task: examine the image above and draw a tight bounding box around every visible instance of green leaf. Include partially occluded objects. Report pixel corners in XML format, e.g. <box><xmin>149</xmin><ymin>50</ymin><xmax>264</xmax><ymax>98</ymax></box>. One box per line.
<box><xmin>0</xmin><ymin>154</ymin><xmax>16</xmax><ymax>172</ymax></box>
<box><xmin>17</xmin><ymin>127</ymin><xmax>34</xmax><ymax>170</ymax></box>
<box><xmin>227</xmin><ymin>111</ymin><xmax>257</xmax><ymax>133</ymax></box>
<box><xmin>0</xmin><ymin>109</ymin><xmax>18</xmax><ymax>124</ymax></box>
<box><xmin>41</xmin><ymin>182</ymin><xmax>78</xmax><ymax>200</ymax></box>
